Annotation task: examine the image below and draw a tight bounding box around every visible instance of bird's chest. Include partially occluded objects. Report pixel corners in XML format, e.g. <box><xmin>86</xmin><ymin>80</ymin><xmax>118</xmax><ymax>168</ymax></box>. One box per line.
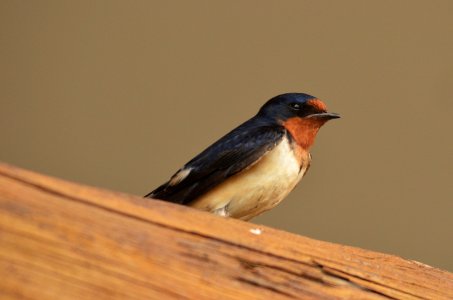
<box><xmin>190</xmin><ymin>136</ymin><xmax>310</xmax><ymax>220</ymax></box>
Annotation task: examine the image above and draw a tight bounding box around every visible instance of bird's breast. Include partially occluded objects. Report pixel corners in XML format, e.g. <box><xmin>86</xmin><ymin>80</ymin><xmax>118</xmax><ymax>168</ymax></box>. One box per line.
<box><xmin>190</xmin><ymin>135</ymin><xmax>310</xmax><ymax>220</ymax></box>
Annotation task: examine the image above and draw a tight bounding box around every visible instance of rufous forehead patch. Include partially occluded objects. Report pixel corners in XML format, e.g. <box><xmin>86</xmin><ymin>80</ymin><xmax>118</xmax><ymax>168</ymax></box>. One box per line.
<box><xmin>307</xmin><ymin>98</ymin><xmax>327</xmax><ymax>112</ymax></box>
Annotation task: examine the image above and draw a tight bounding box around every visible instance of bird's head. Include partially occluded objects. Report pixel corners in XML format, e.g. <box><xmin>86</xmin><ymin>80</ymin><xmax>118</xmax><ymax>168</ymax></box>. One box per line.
<box><xmin>258</xmin><ymin>93</ymin><xmax>339</xmax><ymax>122</ymax></box>
<box><xmin>258</xmin><ymin>93</ymin><xmax>340</xmax><ymax>149</ymax></box>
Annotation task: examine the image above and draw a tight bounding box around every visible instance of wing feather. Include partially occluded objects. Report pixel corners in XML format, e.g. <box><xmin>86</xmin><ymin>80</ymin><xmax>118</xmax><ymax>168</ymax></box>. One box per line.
<box><xmin>145</xmin><ymin>119</ymin><xmax>284</xmax><ymax>205</ymax></box>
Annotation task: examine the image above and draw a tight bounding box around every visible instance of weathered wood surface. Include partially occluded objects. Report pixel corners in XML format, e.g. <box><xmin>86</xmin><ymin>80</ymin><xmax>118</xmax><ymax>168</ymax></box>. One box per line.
<box><xmin>0</xmin><ymin>163</ymin><xmax>452</xmax><ymax>300</ymax></box>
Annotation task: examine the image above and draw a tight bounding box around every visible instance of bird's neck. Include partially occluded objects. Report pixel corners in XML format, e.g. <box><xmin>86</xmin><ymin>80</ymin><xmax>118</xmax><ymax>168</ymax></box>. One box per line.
<box><xmin>282</xmin><ymin>117</ymin><xmax>327</xmax><ymax>150</ymax></box>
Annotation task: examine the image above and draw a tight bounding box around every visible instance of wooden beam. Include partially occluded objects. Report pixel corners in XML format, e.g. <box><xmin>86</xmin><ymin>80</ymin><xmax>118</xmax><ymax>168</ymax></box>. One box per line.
<box><xmin>0</xmin><ymin>162</ymin><xmax>452</xmax><ymax>299</ymax></box>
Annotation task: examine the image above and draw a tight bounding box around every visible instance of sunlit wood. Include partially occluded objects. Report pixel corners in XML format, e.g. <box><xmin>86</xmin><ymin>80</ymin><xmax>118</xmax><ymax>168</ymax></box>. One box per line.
<box><xmin>0</xmin><ymin>163</ymin><xmax>452</xmax><ymax>299</ymax></box>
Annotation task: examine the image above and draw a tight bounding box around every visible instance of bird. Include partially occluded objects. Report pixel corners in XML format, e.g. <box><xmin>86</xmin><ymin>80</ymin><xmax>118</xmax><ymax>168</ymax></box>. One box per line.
<box><xmin>145</xmin><ymin>93</ymin><xmax>339</xmax><ymax>220</ymax></box>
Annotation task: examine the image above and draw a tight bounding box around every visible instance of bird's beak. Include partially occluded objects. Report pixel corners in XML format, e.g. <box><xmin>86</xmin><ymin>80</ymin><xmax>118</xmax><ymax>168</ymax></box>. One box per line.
<box><xmin>306</xmin><ymin>112</ymin><xmax>340</xmax><ymax>120</ymax></box>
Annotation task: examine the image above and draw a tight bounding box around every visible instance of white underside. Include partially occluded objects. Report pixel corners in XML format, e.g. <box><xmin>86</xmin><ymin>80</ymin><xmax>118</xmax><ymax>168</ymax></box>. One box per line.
<box><xmin>190</xmin><ymin>136</ymin><xmax>310</xmax><ymax>220</ymax></box>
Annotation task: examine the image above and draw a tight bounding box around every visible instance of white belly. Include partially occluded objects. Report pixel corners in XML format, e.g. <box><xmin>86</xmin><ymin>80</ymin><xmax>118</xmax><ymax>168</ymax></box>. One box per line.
<box><xmin>190</xmin><ymin>136</ymin><xmax>310</xmax><ymax>220</ymax></box>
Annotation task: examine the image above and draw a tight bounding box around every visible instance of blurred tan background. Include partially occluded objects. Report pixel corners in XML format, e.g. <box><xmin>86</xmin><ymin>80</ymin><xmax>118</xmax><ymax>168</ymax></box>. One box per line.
<box><xmin>1</xmin><ymin>1</ymin><xmax>452</xmax><ymax>271</ymax></box>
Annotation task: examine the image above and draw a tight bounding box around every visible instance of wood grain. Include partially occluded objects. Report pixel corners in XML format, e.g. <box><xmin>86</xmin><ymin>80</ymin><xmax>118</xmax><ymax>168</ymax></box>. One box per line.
<box><xmin>0</xmin><ymin>162</ymin><xmax>452</xmax><ymax>299</ymax></box>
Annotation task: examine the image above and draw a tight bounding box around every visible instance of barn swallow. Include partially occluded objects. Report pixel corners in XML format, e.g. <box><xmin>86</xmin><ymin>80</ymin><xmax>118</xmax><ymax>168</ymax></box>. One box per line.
<box><xmin>145</xmin><ymin>93</ymin><xmax>339</xmax><ymax>220</ymax></box>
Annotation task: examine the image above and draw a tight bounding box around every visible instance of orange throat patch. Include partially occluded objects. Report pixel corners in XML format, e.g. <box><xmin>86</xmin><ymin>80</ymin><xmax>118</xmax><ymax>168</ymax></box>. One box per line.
<box><xmin>283</xmin><ymin>117</ymin><xmax>327</xmax><ymax>150</ymax></box>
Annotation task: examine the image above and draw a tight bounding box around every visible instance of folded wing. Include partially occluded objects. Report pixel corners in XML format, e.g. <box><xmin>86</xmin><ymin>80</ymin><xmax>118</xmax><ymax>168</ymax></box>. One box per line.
<box><xmin>146</xmin><ymin>121</ymin><xmax>285</xmax><ymax>205</ymax></box>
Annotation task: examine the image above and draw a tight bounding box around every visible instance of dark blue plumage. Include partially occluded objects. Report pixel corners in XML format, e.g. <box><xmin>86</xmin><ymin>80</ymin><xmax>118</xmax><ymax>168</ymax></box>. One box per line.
<box><xmin>146</xmin><ymin>118</ymin><xmax>285</xmax><ymax>204</ymax></box>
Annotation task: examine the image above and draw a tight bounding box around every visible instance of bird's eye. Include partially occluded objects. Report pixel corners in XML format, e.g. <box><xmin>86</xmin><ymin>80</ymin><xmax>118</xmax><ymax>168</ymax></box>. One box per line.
<box><xmin>289</xmin><ymin>103</ymin><xmax>301</xmax><ymax>110</ymax></box>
